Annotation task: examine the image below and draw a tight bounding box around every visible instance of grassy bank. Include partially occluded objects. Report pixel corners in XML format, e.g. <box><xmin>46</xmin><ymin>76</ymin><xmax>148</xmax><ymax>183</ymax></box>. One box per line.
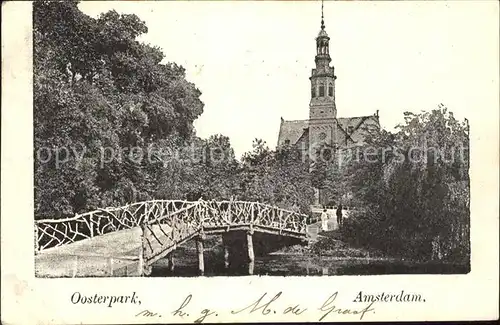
<box><xmin>273</xmin><ymin>229</ymin><xmax>389</xmax><ymax>259</ymax></box>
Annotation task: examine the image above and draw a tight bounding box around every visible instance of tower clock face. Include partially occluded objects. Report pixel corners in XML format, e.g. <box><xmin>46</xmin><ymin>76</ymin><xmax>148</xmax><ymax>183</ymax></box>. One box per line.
<box><xmin>319</xmin><ymin>132</ymin><xmax>327</xmax><ymax>140</ymax></box>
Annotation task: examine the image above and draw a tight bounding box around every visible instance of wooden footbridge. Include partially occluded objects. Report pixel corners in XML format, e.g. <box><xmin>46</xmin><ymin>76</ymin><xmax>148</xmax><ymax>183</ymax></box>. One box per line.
<box><xmin>34</xmin><ymin>199</ymin><xmax>309</xmax><ymax>277</ymax></box>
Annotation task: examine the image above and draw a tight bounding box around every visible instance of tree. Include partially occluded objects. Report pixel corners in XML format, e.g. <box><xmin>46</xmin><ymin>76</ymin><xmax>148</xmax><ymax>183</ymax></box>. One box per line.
<box><xmin>340</xmin><ymin>107</ymin><xmax>470</xmax><ymax>264</ymax></box>
<box><xmin>238</xmin><ymin>140</ymin><xmax>314</xmax><ymax>213</ymax></box>
<box><xmin>34</xmin><ymin>1</ymin><xmax>205</xmax><ymax>217</ymax></box>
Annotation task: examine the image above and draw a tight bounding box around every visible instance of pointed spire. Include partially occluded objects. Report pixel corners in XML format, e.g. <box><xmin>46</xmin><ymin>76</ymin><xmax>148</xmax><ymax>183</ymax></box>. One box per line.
<box><xmin>317</xmin><ymin>0</ymin><xmax>328</xmax><ymax>38</ymax></box>
<box><xmin>321</xmin><ymin>0</ymin><xmax>325</xmax><ymax>30</ymax></box>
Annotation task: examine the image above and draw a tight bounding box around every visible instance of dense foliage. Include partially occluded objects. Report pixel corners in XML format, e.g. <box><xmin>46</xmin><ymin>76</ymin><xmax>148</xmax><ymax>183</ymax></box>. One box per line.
<box><xmin>34</xmin><ymin>0</ymin><xmax>206</xmax><ymax>217</ymax></box>
<box><xmin>239</xmin><ymin>140</ymin><xmax>315</xmax><ymax>213</ymax></box>
<box><xmin>336</xmin><ymin>108</ymin><xmax>470</xmax><ymax>265</ymax></box>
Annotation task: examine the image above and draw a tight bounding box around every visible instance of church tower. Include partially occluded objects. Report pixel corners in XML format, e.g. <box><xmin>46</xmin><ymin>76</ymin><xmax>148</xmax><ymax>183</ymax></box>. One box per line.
<box><xmin>309</xmin><ymin>1</ymin><xmax>337</xmax><ymax>154</ymax></box>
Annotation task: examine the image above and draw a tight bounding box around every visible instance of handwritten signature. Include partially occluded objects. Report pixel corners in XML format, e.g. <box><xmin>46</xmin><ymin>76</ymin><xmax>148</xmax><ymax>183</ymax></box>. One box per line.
<box><xmin>135</xmin><ymin>291</ymin><xmax>375</xmax><ymax>323</ymax></box>
<box><xmin>135</xmin><ymin>294</ymin><xmax>218</xmax><ymax>324</ymax></box>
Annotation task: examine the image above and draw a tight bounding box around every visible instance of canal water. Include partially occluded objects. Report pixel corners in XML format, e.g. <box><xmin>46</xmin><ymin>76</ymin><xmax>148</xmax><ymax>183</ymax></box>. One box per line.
<box><xmin>150</xmin><ymin>235</ymin><xmax>468</xmax><ymax>277</ymax></box>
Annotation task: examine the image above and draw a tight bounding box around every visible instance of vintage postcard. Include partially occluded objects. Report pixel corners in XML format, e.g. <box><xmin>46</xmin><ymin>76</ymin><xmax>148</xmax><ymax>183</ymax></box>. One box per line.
<box><xmin>1</xmin><ymin>0</ymin><xmax>499</xmax><ymax>324</ymax></box>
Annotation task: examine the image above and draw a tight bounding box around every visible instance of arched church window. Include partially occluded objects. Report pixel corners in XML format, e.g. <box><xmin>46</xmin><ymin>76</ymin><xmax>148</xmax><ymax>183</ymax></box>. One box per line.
<box><xmin>319</xmin><ymin>83</ymin><xmax>325</xmax><ymax>97</ymax></box>
<box><xmin>328</xmin><ymin>83</ymin><xmax>333</xmax><ymax>97</ymax></box>
<box><xmin>311</xmin><ymin>86</ymin><xmax>316</xmax><ymax>98</ymax></box>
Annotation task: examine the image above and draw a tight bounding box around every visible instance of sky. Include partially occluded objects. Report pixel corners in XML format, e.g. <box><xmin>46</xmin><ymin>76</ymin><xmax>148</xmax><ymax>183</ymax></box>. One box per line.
<box><xmin>79</xmin><ymin>1</ymin><xmax>498</xmax><ymax>158</ymax></box>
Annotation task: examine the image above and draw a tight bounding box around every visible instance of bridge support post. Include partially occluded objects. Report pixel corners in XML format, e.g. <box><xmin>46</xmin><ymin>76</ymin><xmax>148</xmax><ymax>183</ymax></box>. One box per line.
<box><xmin>222</xmin><ymin>234</ymin><xmax>230</xmax><ymax>269</ymax></box>
<box><xmin>247</xmin><ymin>230</ymin><xmax>255</xmax><ymax>275</ymax></box>
<box><xmin>72</xmin><ymin>256</ymin><xmax>78</xmax><ymax>278</ymax></box>
<box><xmin>137</xmin><ymin>244</ymin><xmax>144</xmax><ymax>276</ymax></box>
<box><xmin>196</xmin><ymin>234</ymin><xmax>205</xmax><ymax>276</ymax></box>
<box><xmin>107</xmin><ymin>258</ymin><xmax>114</xmax><ymax>276</ymax></box>
<box><xmin>224</xmin><ymin>245</ymin><xmax>230</xmax><ymax>269</ymax></box>
<box><xmin>143</xmin><ymin>265</ymin><xmax>152</xmax><ymax>276</ymax></box>
<box><xmin>139</xmin><ymin>222</ymin><xmax>152</xmax><ymax>276</ymax></box>
<box><xmin>34</xmin><ymin>224</ymin><xmax>39</xmax><ymax>256</ymax></box>
<box><xmin>167</xmin><ymin>252</ymin><xmax>175</xmax><ymax>273</ymax></box>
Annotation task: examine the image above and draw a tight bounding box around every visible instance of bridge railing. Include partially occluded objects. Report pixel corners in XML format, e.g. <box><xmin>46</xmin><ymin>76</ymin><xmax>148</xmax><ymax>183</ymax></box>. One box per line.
<box><xmin>35</xmin><ymin>199</ymin><xmax>309</xmax><ymax>261</ymax></box>
<box><xmin>248</xmin><ymin>202</ymin><xmax>308</xmax><ymax>233</ymax></box>
<box><xmin>139</xmin><ymin>200</ymin><xmax>308</xmax><ymax>267</ymax></box>
<box><xmin>34</xmin><ymin>200</ymin><xmax>198</xmax><ymax>252</ymax></box>
<box><xmin>175</xmin><ymin>200</ymin><xmax>308</xmax><ymax>233</ymax></box>
<box><xmin>140</xmin><ymin>200</ymin><xmax>204</xmax><ymax>265</ymax></box>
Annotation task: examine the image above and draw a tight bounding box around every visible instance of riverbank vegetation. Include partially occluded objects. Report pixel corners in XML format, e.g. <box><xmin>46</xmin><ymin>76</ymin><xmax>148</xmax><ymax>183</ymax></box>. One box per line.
<box><xmin>318</xmin><ymin>109</ymin><xmax>470</xmax><ymax>267</ymax></box>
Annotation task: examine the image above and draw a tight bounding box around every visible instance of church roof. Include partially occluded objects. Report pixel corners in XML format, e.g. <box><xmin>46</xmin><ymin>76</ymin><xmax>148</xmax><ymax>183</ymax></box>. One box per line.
<box><xmin>277</xmin><ymin>114</ymin><xmax>380</xmax><ymax>147</ymax></box>
<box><xmin>337</xmin><ymin>116</ymin><xmax>377</xmax><ymax>132</ymax></box>
<box><xmin>277</xmin><ymin>119</ymin><xmax>309</xmax><ymax>146</ymax></box>
<box><xmin>337</xmin><ymin>115</ymin><xmax>380</xmax><ymax>142</ymax></box>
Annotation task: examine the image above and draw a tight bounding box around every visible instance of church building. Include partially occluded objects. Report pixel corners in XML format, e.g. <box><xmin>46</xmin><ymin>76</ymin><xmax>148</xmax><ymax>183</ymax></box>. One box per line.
<box><xmin>277</xmin><ymin>7</ymin><xmax>380</xmax><ymax>159</ymax></box>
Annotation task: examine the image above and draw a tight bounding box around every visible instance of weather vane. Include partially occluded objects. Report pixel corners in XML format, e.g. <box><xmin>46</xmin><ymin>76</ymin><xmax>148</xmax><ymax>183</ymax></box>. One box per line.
<box><xmin>321</xmin><ymin>0</ymin><xmax>325</xmax><ymax>30</ymax></box>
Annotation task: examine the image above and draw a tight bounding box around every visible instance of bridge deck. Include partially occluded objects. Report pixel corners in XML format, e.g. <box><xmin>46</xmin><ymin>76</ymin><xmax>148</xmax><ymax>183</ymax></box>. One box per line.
<box><xmin>35</xmin><ymin>227</ymin><xmax>144</xmax><ymax>277</ymax></box>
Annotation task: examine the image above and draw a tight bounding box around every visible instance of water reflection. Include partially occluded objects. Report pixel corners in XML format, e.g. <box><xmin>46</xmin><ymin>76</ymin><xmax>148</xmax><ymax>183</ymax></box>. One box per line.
<box><xmin>151</xmin><ymin>246</ymin><xmax>469</xmax><ymax>277</ymax></box>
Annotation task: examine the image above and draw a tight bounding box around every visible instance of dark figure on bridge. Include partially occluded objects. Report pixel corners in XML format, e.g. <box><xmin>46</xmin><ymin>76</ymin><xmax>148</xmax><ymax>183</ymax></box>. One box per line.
<box><xmin>336</xmin><ymin>204</ymin><xmax>343</xmax><ymax>228</ymax></box>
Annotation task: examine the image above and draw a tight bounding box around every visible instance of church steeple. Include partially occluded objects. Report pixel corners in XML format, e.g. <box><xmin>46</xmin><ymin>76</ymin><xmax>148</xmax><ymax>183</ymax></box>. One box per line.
<box><xmin>309</xmin><ymin>0</ymin><xmax>337</xmax><ymax>120</ymax></box>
